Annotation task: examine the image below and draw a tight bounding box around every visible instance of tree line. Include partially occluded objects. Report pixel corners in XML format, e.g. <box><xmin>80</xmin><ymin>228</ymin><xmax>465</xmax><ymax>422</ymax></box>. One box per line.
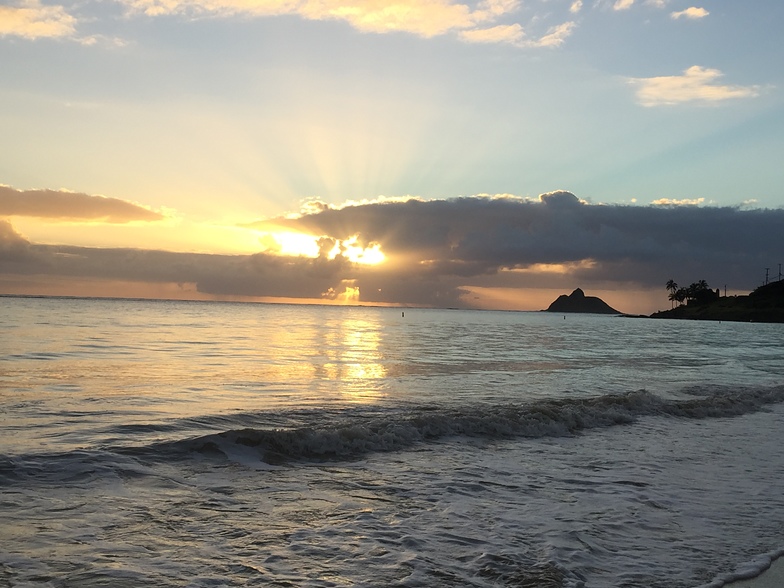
<box><xmin>665</xmin><ymin>279</ymin><xmax>720</xmax><ymax>307</ymax></box>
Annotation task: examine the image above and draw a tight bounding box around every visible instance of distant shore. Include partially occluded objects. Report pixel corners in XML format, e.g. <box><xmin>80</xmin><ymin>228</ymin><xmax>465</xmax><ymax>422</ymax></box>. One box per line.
<box><xmin>649</xmin><ymin>280</ymin><xmax>784</xmax><ymax>324</ymax></box>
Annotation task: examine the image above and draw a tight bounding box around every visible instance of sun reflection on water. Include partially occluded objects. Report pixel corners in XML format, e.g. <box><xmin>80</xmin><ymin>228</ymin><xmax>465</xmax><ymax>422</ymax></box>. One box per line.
<box><xmin>313</xmin><ymin>316</ymin><xmax>387</xmax><ymax>402</ymax></box>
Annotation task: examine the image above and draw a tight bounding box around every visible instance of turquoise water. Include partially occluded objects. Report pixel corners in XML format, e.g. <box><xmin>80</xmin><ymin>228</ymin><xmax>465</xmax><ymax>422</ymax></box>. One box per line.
<box><xmin>1</xmin><ymin>296</ymin><xmax>783</xmax><ymax>586</ymax></box>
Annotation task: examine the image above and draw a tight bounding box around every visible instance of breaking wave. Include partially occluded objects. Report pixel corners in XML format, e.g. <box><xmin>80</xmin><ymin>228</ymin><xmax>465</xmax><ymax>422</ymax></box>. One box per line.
<box><xmin>157</xmin><ymin>385</ymin><xmax>784</xmax><ymax>464</ymax></box>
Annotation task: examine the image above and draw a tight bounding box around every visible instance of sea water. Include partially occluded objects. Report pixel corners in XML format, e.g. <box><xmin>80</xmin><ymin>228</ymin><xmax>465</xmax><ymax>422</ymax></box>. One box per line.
<box><xmin>1</xmin><ymin>296</ymin><xmax>783</xmax><ymax>587</ymax></box>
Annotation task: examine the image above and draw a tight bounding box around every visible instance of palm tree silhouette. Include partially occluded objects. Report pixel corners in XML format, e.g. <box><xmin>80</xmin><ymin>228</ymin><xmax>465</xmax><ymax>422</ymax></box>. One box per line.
<box><xmin>666</xmin><ymin>279</ymin><xmax>678</xmax><ymax>308</ymax></box>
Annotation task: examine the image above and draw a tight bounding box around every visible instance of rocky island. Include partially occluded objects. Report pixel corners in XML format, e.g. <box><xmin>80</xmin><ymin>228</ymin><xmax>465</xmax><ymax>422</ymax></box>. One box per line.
<box><xmin>545</xmin><ymin>288</ymin><xmax>621</xmax><ymax>315</ymax></box>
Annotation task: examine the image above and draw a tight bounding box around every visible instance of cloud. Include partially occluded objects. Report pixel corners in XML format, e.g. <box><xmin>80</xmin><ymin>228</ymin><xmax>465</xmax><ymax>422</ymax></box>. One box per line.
<box><xmin>459</xmin><ymin>23</ymin><xmax>525</xmax><ymax>45</ymax></box>
<box><xmin>608</xmin><ymin>0</ymin><xmax>669</xmax><ymax>8</ymax></box>
<box><xmin>251</xmin><ymin>193</ymin><xmax>784</xmax><ymax>300</ymax></box>
<box><xmin>115</xmin><ymin>0</ymin><xmax>582</xmax><ymax>49</ymax></box>
<box><xmin>124</xmin><ymin>0</ymin><xmax>510</xmax><ymax>36</ymax></box>
<box><xmin>604</xmin><ymin>0</ymin><xmax>677</xmax><ymax>10</ymax></box>
<box><xmin>459</xmin><ymin>20</ymin><xmax>576</xmax><ymax>48</ymax></box>
<box><xmin>569</xmin><ymin>1</ymin><xmax>582</xmax><ymax>14</ymax></box>
<box><xmin>4</xmin><ymin>194</ymin><xmax>782</xmax><ymax>309</ymax></box>
<box><xmin>0</xmin><ymin>0</ymin><xmax>76</xmax><ymax>39</ymax></box>
<box><xmin>628</xmin><ymin>66</ymin><xmax>760</xmax><ymax>107</ymax></box>
<box><xmin>0</xmin><ymin>220</ymin><xmax>49</xmax><ymax>275</ymax></box>
<box><xmin>0</xmin><ymin>185</ymin><xmax>165</xmax><ymax>223</ymax></box>
<box><xmin>671</xmin><ymin>7</ymin><xmax>708</xmax><ymax>20</ymax></box>
<box><xmin>298</xmin><ymin>0</ymin><xmax>479</xmax><ymax>37</ymax></box>
<box><xmin>651</xmin><ymin>197</ymin><xmax>705</xmax><ymax>206</ymax></box>
<box><xmin>0</xmin><ymin>220</ymin><xmax>34</xmax><ymax>262</ymax></box>
<box><xmin>533</xmin><ymin>21</ymin><xmax>576</xmax><ymax>48</ymax></box>
<box><xmin>0</xmin><ymin>224</ymin><xmax>418</xmax><ymax>303</ymax></box>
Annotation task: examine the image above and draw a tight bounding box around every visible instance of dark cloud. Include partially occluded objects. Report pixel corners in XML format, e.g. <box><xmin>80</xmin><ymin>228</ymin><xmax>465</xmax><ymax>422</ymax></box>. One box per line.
<box><xmin>2</xmin><ymin>193</ymin><xmax>782</xmax><ymax>310</ymax></box>
<box><xmin>0</xmin><ymin>186</ymin><xmax>163</xmax><ymax>222</ymax></box>
<box><xmin>1</xmin><ymin>243</ymin><xmax>350</xmax><ymax>300</ymax></box>
<box><xmin>539</xmin><ymin>190</ymin><xmax>582</xmax><ymax>209</ymax></box>
<box><xmin>264</xmin><ymin>193</ymin><xmax>784</xmax><ymax>293</ymax></box>
<box><xmin>0</xmin><ymin>220</ymin><xmax>39</xmax><ymax>266</ymax></box>
<box><xmin>0</xmin><ymin>219</ymin><xmax>29</xmax><ymax>248</ymax></box>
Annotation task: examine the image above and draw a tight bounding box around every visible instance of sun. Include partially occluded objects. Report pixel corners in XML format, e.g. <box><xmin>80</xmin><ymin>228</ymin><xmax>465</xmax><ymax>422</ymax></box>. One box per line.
<box><xmin>339</xmin><ymin>237</ymin><xmax>386</xmax><ymax>265</ymax></box>
<box><xmin>259</xmin><ymin>231</ymin><xmax>321</xmax><ymax>257</ymax></box>
<box><xmin>257</xmin><ymin>231</ymin><xmax>386</xmax><ymax>265</ymax></box>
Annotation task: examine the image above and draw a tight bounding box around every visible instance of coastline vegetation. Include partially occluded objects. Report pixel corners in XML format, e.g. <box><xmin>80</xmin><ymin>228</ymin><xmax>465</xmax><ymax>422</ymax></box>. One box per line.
<box><xmin>665</xmin><ymin>279</ymin><xmax>719</xmax><ymax>308</ymax></box>
<box><xmin>652</xmin><ymin>278</ymin><xmax>784</xmax><ymax>323</ymax></box>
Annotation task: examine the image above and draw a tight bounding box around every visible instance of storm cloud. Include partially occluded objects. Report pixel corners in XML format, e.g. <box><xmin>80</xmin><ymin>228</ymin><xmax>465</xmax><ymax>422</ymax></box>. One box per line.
<box><xmin>0</xmin><ymin>186</ymin><xmax>164</xmax><ymax>222</ymax></box>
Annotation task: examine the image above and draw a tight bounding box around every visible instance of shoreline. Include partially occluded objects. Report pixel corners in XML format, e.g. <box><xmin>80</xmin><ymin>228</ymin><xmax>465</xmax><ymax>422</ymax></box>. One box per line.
<box><xmin>719</xmin><ymin>554</ymin><xmax>784</xmax><ymax>588</ymax></box>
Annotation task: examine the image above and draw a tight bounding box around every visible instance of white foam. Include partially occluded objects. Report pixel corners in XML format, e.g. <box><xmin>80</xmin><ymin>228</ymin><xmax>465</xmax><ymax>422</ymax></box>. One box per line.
<box><xmin>699</xmin><ymin>548</ymin><xmax>784</xmax><ymax>588</ymax></box>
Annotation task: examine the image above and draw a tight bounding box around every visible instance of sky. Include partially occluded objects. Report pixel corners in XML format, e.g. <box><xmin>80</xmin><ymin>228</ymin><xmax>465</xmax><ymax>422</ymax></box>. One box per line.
<box><xmin>1</xmin><ymin>0</ymin><xmax>783</xmax><ymax>314</ymax></box>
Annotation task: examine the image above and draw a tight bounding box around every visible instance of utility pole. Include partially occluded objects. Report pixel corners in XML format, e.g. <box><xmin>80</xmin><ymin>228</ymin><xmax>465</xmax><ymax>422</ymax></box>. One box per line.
<box><xmin>779</xmin><ymin>263</ymin><xmax>782</xmax><ymax>282</ymax></box>
<box><xmin>765</xmin><ymin>268</ymin><xmax>770</xmax><ymax>285</ymax></box>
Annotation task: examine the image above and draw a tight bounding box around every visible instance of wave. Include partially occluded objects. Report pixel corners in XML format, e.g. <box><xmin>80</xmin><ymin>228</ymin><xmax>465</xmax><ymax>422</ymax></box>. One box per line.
<box><xmin>701</xmin><ymin>547</ymin><xmax>784</xmax><ymax>588</ymax></box>
<box><xmin>149</xmin><ymin>385</ymin><xmax>784</xmax><ymax>465</ymax></box>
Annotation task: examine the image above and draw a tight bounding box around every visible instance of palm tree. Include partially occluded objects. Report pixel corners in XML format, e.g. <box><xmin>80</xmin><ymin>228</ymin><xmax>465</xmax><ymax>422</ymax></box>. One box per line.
<box><xmin>674</xmin><ymin>288</ymin><xmax>688</xmax><ymax>305</ymax></box>
<box><xmin>666</xmin><ymin>279</ymin><xmax>678</xmax><ymax>308</ymax></box>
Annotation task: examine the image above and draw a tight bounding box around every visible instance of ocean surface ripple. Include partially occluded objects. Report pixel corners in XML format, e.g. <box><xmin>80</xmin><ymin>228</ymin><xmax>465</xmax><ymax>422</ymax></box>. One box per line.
<box><xmin>2</xmin><ymin>297</ymin><xmax>784</xmax><ymax>587</ymax></box>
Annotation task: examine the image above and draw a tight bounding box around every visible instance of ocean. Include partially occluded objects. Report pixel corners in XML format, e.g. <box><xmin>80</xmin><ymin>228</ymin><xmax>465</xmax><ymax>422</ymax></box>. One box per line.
<box><xmin>1</xmin><ymin>296</ymin><xmax>783</xmax><ymax>587</ymax></box>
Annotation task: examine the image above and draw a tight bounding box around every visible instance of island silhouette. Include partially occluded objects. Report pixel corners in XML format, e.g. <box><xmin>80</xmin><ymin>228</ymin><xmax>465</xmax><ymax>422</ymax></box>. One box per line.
<box><xmin>544</xmin><ymin>288</ymin><xmax>621</xmax><ymax>315</ymax></box>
